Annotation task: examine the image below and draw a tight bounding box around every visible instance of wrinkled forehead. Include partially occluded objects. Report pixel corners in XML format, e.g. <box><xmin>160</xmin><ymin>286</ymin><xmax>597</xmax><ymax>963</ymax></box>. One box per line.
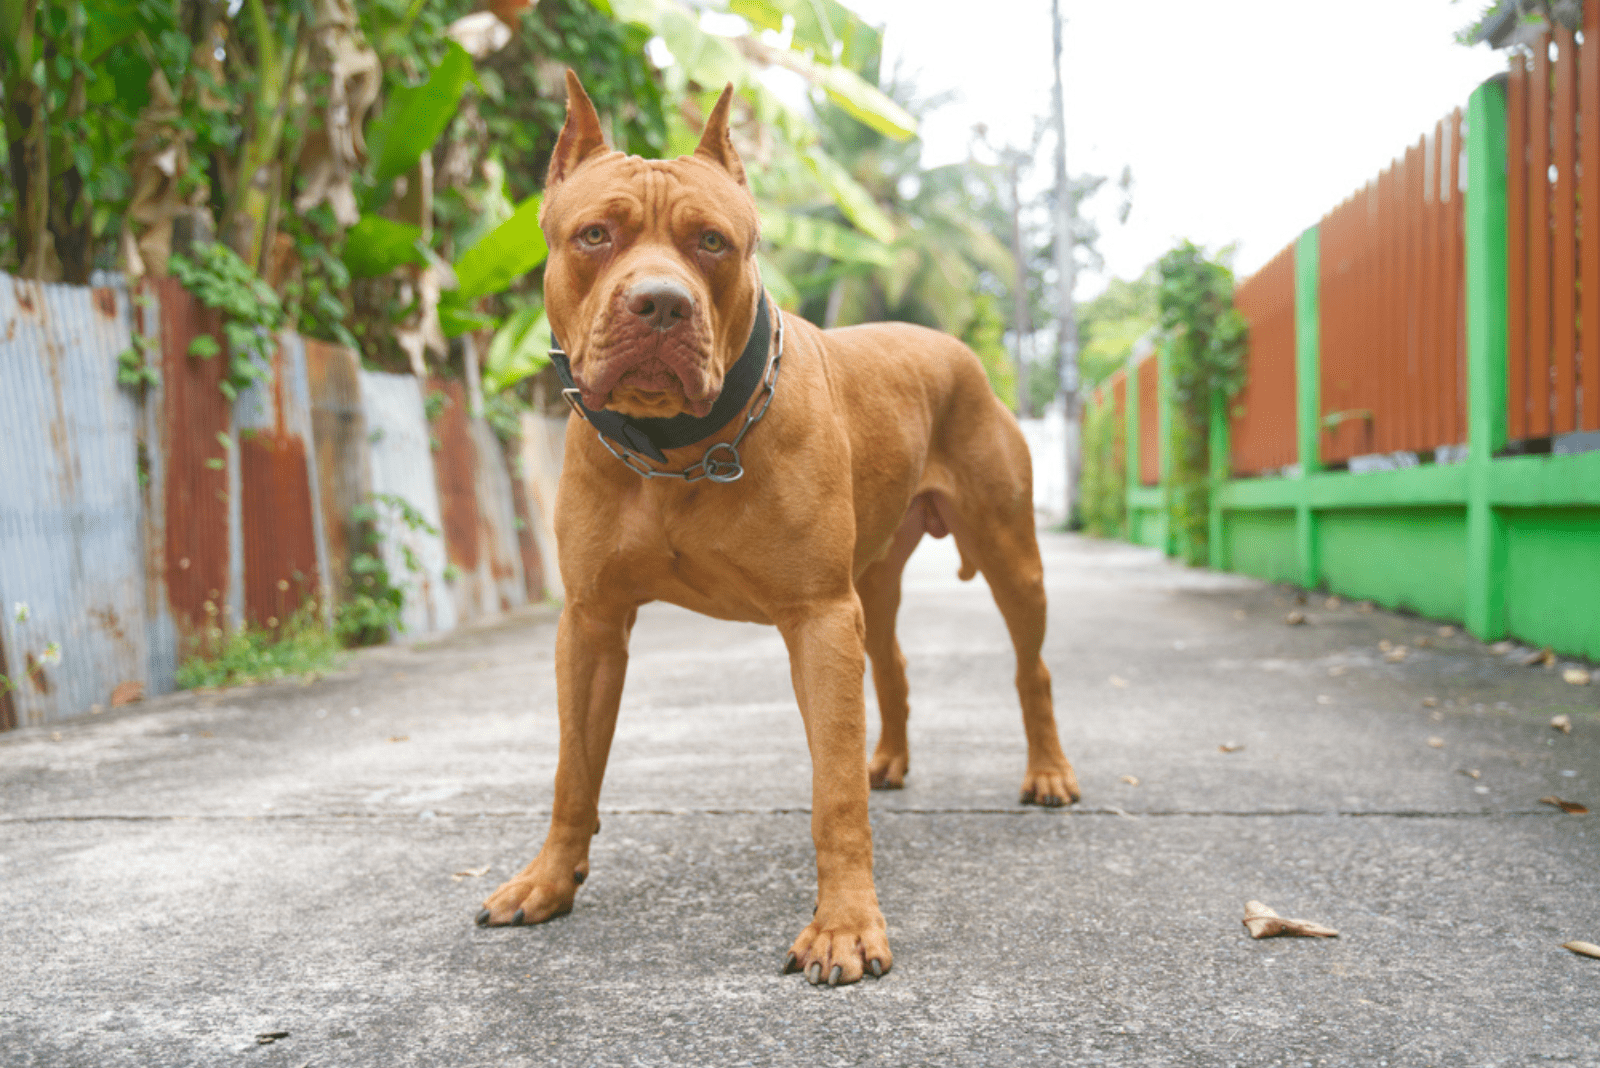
<box><xmin>543</xmin><ymin>153</ymin><xmax>757</xmax><ymax>237</ymax></box>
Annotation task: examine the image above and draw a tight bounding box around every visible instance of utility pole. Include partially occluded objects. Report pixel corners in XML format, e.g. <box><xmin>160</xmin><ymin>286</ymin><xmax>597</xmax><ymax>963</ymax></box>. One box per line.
<box><xmin>1006</xmin><ymin>153</ymin><xmax>1032</xmax><ymax>419</ymax></box>
<box><xmin>1050</xmin><ymin>0</ymin><xmax>1079</xmax><ymax>521</ymax></box>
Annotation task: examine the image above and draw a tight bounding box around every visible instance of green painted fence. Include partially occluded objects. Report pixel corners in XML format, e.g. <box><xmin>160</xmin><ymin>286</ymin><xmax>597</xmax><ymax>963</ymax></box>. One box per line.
<box><xmin>1100</xmin><ymin>78</ymin><xmax>1600</xmax><ymax>660</ymax></box>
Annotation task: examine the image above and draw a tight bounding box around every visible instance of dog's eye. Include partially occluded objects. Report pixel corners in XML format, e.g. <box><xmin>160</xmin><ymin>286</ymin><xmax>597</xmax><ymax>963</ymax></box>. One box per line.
<box><xmin>579</xmin><ymin>225</ymin><xmax>608</xmax><ymax>246</ymax></box>
<box><xmin>700</xmin><ymin>231</ymin><xmax>727</xmax><ymax>253</ymax></box>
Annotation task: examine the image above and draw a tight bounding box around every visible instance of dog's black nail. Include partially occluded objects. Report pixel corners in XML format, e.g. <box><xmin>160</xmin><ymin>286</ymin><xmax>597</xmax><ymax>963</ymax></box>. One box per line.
<box><xmin>475</xmin><ymin>909</ymin><xmax>491</xmax><ymax>926</ymax></box>
<box><xmin>573</xmin><ymin>870</ymin><xmax>586</xmax><ymax>885</ymax></box>
<box><xmin>812</xmin><ymin>904</ymin><xmax>817</xmax><ymax>916</ymax></box>
<box><xmin>511</xmin><ymin>909</ymin><xmax>525</xmax><ymax>926</ymax></box>
<box><xmin>828</xmin><ymin>965</ymin><xmax>842</xmax><ymax>986</ymax></box>
<box><xmin>869</xmin><ymin>958</ymin><xmax>883</xmax><ymax>978</ymax></box>
<box><xmin>783</xmin><ymin>952</ymin><xmax>798</xmax><ymax>974</ymax></box>
<box><xmin>594</xmin><ymin>819</ymin><xmax>601</xmax><ymax>835</ymax></box>
<box><xmin>807</xmin><ymin>962</ymin><xmax>822</xmax><ymax>985</ymax></box>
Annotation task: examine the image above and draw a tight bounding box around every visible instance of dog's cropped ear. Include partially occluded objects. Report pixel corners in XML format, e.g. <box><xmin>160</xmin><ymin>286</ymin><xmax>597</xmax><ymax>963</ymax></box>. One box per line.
<box><xmin>694</xmin><ymin>83</ymin><xmax>747</xmax><ymax>188</ymax></box>
<box><xmin>548</xmin><ymin>70</ymin><xmax>610</xmax><ymax>189</ymax></box>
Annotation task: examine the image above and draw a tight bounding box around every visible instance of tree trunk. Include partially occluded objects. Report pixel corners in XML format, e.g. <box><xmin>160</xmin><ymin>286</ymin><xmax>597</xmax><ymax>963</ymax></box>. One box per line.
<box><xmin>1050</xmin><ymin>0</ymin><xmax>1080</xmax><ymax>521</ymax></box>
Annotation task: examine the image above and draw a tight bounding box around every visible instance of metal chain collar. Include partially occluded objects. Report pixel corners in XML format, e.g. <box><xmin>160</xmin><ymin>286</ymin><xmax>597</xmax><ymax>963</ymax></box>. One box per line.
<box><xmin>571</xmin><ymin>307</ymin><xmax>784</xmax><ymax>484</ymax></box>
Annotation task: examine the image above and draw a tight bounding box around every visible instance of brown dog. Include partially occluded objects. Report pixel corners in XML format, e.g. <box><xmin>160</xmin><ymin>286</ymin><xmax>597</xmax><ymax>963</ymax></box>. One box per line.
<box><xmin>477</xmin><ymin>72</ymin><xmax>1081</xmax><ymax>985</ymax></box>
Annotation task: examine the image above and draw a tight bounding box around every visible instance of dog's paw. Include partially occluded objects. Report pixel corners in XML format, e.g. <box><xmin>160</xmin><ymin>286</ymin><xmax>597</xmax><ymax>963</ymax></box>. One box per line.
<box><xmin>475</xmin><ymin>860</ymin><xmax>586</xmax><ymax>927</ymax></box>
<box><xmin>782</xmin><ymin>904</ymin><xmax>891</xmax><ymax>986</ymax></box>
<box><xmin>867</xmin><ymin>749</ymin><xmax>908</xmax><ymax>790</ymax></box>
<box><xmin>1018</xmin><ymin>762</ymin><xmax>1081</xmax><ymax>808</ymax></box>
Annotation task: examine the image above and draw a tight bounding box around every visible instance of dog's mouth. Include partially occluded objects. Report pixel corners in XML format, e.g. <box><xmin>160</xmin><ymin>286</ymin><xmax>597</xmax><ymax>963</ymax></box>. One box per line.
<box><xmin>576</xmin><ymin>330</ymin><xmax>719</xmax><ymax>419</ymax></box>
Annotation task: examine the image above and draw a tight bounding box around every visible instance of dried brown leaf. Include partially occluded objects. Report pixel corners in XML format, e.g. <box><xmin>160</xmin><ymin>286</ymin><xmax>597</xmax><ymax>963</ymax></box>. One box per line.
<box><xmin>1422</xmin><ymin>696</ymin><xmax>1440</xmax><ymax>707</ymax></box>
<box><xmin>1438</xmin><ymin>625</ymin><xmax>1456</xmax><ymax>637</ymax></box>
<box><xmin>1539</xmin><ymin>796</ymin><xmax>1590</xmax><ymax>815</ymax></box>
<box><xmin>1108</xmin><ymin>675</ymin><xmax>1129</xmax><ymax>688</ymax></box>
<box><xmin>388</xmin><ymin>735</ymin><xmax>409</xmax><ymax>743</ymax></box>
<box><xmin>1521</xmin><ymin>647</ymin><xmax>1555</xmax><ymax>667</ymax></box>
<box><xmin>1218</xmin><ymin>742</ymin><xmax>1245</xmax><ymax>753</ymax></box>
<box><xmin>1551</xmin><ymin>714</ymin><xmax>1573</xmax><ymax>734</ymax></box>
<box><xmin>1385</xmin><ymin>646</ymin><xmax>1410</xmax><ymax>663</ymax></box>
<box><xmin>110</xmin><ymin>680</ymin><xmax>144</xmax><ymax>707</ymax></box>
<box><xmin>1379</xmin><ymin>639</ymin><xmax>1394</xmax><ymax>653</ymax></box>
<box><xmin>1427</xmin><ymin>736</ymin><xmax>1446</xmax><ymax>748</ymax></box>
<box><xmin>1415</xmin><ymin>636</ymin><xmax>1433</xmax><ymax>648</ymax></box>
<box><xmin>1325</xmin><ymin>596</ymin><xmax>1343</xmax><ymax>610</ymax></box>
<box><xmin>1490</xmin><ymin>640</ymin><xmax>1515</xmax><ymax>654</ymax></box>
<box><xmin>1284</xmin><ymin>610</ymin><xmax>1307</xmax><ymax>626</ymax></box>
<box><xmin>1458</xmin><ymin>768</ymin><xmax>1481</xmax><ymax>780</ymax></box>
<box><xmin>1119</xmin><ymin>774</ymin><xmax>1140</xmax><ymax>786</ymax></box>
<box><xmin>1563</xmin><ymin>668</ymin><xmax>1592</xmax><ymax>686</ymax></box>
<box><xmin>452</xmin><ymin>864</ymin><xmax>491</xmax><ymax>881</ymax></box>
<box><xmin>1562</xmin><ymin>940</ymin><xmax>1600</xmax><ymax>959</ymax></box>
<box><xmin>1242</xmin><ymin>900</ymin><xmax>1339</xmax><ymax>939</ymax></box>
<box><xmin>256</xmin><ymin>1031</ymin><xmax>289</xmax><ymax>1045</ymax></box>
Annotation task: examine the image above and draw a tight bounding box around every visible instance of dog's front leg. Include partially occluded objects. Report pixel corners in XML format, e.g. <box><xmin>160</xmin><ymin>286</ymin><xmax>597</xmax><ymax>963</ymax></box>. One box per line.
<box><xmin>478</xmin><ymin>600</ymin><xmax>634</xmax><ymax>927</ymax></box>
<box><xmin>777</xmin><ymin>595</ymin><xmax>892</xmax><ymax>985</ymax></box>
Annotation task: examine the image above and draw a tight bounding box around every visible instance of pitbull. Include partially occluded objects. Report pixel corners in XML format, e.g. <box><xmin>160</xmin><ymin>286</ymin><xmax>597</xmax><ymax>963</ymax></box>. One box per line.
<box><xmin>476</xmin><ymin>71</ymin><xmax>1080</xmax><ymax>986</ymax></box>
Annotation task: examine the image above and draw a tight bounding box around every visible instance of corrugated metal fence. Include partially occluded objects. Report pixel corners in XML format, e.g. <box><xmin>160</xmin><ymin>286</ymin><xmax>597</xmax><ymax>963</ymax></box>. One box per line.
<box><xmin>1</xmin><ymin>270</ymin><xmax>543</xmax><ymax>728</ymax></box>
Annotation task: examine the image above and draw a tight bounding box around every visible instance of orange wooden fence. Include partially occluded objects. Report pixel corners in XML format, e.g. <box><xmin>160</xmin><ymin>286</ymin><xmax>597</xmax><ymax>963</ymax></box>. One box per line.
<box><xmin>1136</xmin><ymin>355</ymin><xmax>1159</xmax><ymax>485</ymax></box>
<box><xmin>1318</xmin><ymin>109</ymin><xmax>1466</xmax><ymax>464</ymax></box>
<box><xmin>1507</xmin><ymin>14</ymin><xmax>1600</xmax><ymax>439</ymax></box>
<box><xmin>1230</xmin><ymin>244</ymin><xmax>1297</xmax><ymax>475</ymax></box>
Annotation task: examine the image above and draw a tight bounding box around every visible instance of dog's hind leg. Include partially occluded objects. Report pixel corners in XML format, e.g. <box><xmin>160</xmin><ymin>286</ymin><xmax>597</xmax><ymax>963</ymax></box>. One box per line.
<box><xmin>478</xmin><ymin>600</ymin><xmax>636</xmax><ymax>926</ymax></box>
<box><xmin>926</xmin><ymin>486</ymin><xmax>1080</xmax><ymax>807</ymax></box>
<box><xmin>859</xmin><ymin>503</ymin><xmax>926</xmax><ymax>789</ymax></box>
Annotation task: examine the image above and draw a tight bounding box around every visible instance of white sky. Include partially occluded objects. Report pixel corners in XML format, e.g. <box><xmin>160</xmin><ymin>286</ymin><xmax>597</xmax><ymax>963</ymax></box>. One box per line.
<box><xmin>844</xmin><ymin>0</ymin><xmax>1507</xmax><ymax>295</ymax></box>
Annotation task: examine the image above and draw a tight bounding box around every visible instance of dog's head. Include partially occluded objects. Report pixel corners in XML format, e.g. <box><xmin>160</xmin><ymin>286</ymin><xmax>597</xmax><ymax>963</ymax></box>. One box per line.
<box><xmin>539</xmin><ymin>71</ymin><xmax>761</xmax><ymax>420</ymax></box>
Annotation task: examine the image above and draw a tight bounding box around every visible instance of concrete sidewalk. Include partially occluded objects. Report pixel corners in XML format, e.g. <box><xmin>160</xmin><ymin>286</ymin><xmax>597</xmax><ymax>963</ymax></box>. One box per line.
<box><xmin>2</xmin><ymin>532</ymin><xmax>1597</xmax><ymax>1067</ymax></box>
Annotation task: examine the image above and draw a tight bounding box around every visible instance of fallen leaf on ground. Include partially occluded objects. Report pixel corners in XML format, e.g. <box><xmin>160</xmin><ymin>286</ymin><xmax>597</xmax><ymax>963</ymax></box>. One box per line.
<box><xmin>1379</xmin><ymin>639</ymin><xmax>1394</xmax><ymax>652</ymax></box>
<box><xmin>1438</xmin><ymin>625</ymin><xmax>1456</xmax><ymax>637</ymax></box>
<box><xmin>1120</xmin><ymin>775</ymin><xmax>1140</xmax><ymax>786</ymax></box>
<box><xmin>1458</xmin><ymin>768</ymin><xmax>1481</xmax><ymax>779</ymax></box>
<box><xmin>1428</xmin><ymin>736</ymin><xmax>1446</xmax><ymax>748</ymax></box>
<box><xmin>1490</xmin><ymin>640</ymin><xmax>1514</xmax><ymax>654</ymax></box>
<box><xmin>1563</xmin><ymin>668</ymin><xmax>1592</xmax><ymax>685</ymax></box>
<box><xmin>1422</xmin><ymin>696</ymin><xmax>1440</xmax><ymax>707</ymax></box>
<box><xmin>1325</xmin><ymin>596</ymin><xmax>1342</xmax><ymax>609</ymax></box>
<box><xmin>1539</xmin><ymin>796</ymin><xmax>1590</xmax><ymax>814</ymax></box>
<box><xmin>1284</xmin><ymin>610</ymin><xmax>1307</xmax><ymax>626</ymax></box>
<box><xmin>1521</xmin><ymin>647</ymin><xmax>1555</xmax><ymax>667</ymax></box>
<box><xmin>1415</xmin><ymin>636</ymin><xmax>1433</xmax><ymax>648</ymax></box>
<box><xmin>1563</xmin><ymin>940</ymin><xmax>1600</xmax><ymax>959</ymax></box>
<box><xmin>256</xmin><ymin>1031</ymin><xmax>289</xmax><ymax>1045</ymax></box>
<box><xmin>1355</xmin><ymin>601</ymin><xmax>1374</xmax><ymax>613</ymax></box>
<box><xmin>1552</xmin><ymin>714</ymin><xmax>1573</xmax><ymax>734</ymax></box>
<box><xmin>1108</xmin><ymin>675</ymin><xmax>1129</xmax><ymax>688</ymax></box>
<box><xmin>388</xmin><ymin>735</ymin><xmax>409</xmax><ymax>743</ymax></box>
<box><xmin>1385</xmin><ymin>646</ymin><xmax>1410</xmax><ymax>663</ymax></box>
<box><xmin>452</xmin><ymin>864</ymin><xmax>491</xmax><ymax>881</ymax></box>
<box><xmin>110</xmin><ymin>680</ymin><xmax>144</xmax><ymax>707</ymax></box>
<box><xmin>1218</xmin><ymin>742</ymin><xmax>1245</xmax><ymax>753</ymax></box>
<box><xmin>1242</xmin><ymin>901</ymin><xmax>1339</xmax><ymax>939</ymax></box>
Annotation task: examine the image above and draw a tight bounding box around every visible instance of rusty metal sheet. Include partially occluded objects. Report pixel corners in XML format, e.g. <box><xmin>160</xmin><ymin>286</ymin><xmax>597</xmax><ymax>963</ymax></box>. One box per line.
<box><xmin>0</xmin><ymin>274</ymin><xmax>153</xmax><ymax>726</ymax></box>
<box><xmin>517</xmin><ymin>413</ymin><xmax>567</xmax><ymax>603</ymax></box>
<box><xmin>154</xmin><ymin>276</ymin><xmax>233</xmax><ymax>651</ymax></box>
<box><xmin>1136</xmin><ymin>355</ymin><xmax>1160</xmax><ymax>487</ymax></box>
<box><xmin>303</xmin><ymin>339</ymin><xmax>374</xmax><ymax>607</ymax></box>
<box><xmin>235</xmin><ymin>333</ymin><xmax>329</xmax><ymax>628</ymax></box>
<box><xmin>360</xmin><ymin>370</ymin><xmax>456</xmax><ymax>637</ymax></box>
<box><xmin>468</xmin><ymin>416</ymin><xmax>527</xmax><ymax>615</ymax></box>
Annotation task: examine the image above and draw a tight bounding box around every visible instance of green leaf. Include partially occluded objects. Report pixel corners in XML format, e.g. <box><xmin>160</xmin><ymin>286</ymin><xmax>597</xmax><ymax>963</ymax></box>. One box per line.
<box><xmin>758</xmin><ymin>207</ymin><xmax>892</xmax><ymax>265</ymax></box>
<box><xmin>343</xmin><ymin>216</ymin><xmax>427</xmax><ymax>278</ymax></box>
<box><xmin>452</xmin><ymin>194</ymin><xmax>547</xmax><ymax>303</ymax></box>
<box><xmin>366</xmin><ymin>41</ymin><xmax>475</xmax><ymax>189</ymax></box>
<box><xmin>729</xmin><ymin>0</ymin><xmax>784</xmax><ymax>33</ymax></box>
<box><xmin>437</xmin><ymin>301</ymin><xmax>498</xmax><ymax>339</ymax></box>
<box><xmin>814</xmin><ymin>64</ymin><xmax>914</xmax><ymax>141</ymax></box>
<box><xmin>657</xmin><ymin>6</ymin><xmax>747</xmax><ymax>90</ymax></box>
<box><xmin>756</xmin><ymin>253</ymin><xmax>800</xmax><ymax>311</ymax></box>
<box><xmin>802</xmin><ymin>146</ymin><xmax>895</xmax><ymax>243</ymax></box>
<box><xmin>188</xmin><ymin>334</ymin><xmax>221</xmax><ymax>359</ymax></box>
<box><xmin>482</xmin><ymin>305</ymin><xmax>552</xmax><ymax>394</ymax></box>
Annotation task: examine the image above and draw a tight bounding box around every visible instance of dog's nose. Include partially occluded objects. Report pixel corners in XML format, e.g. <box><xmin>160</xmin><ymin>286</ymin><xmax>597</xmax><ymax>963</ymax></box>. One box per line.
<box><xmin>625</xmin><ymin>278</ymin><xmax>694</xmax><ymax>332</ymax></box>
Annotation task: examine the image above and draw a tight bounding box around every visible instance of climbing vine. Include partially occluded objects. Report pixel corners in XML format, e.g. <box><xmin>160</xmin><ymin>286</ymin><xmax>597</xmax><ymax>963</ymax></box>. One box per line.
<box><xmin>1079</xmin><ymin>395</ymin><xmax>1126</xmax><ymax>538</ymax></box>
<box><xmin>169</xmin><ymin>243</ymin><xmax>285</xmax><ymax>401</ymax></box>
<box><xmin>1157</xmin><ymin>241</ymin><xmax>1248</xmax><ymax>566</ymax></box>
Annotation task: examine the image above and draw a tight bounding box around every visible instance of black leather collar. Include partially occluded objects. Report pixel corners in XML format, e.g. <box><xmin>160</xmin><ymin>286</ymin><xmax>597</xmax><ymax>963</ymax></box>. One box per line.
<box><xmin>549</xmin><ymin>292</ymin><xmax>772</xmax><ymax>465</ymax></box>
